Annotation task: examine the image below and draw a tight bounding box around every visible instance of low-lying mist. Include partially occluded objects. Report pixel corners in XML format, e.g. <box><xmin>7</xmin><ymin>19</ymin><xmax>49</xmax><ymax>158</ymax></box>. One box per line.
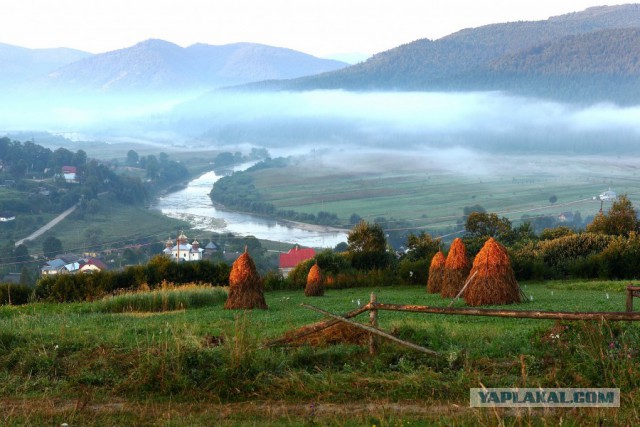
<box><xmin>3</xmin><ymin>89</ymin><xmax>640</xmax><ymax>164</ymax></box>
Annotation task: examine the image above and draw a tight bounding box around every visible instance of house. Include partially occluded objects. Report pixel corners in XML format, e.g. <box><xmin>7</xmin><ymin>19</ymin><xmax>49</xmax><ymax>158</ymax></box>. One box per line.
<box><xmin>41</xmin><ymin>259</ymin><xmax>66</xmax><ymax>275</ymax></box>
<box><xmin>62</xmin><ymin>166</ymin><xmax>77</xmax><ymax>182</ymax></box>
<box><xmin>41</xmin><ymin>258</ymin><xmax>80</xmax><ymax>275</ymax></box>
<box><xmin>279</xmin><ymin>246</ymin><xmax>316</xmax><ymax>275</ymax></box>
<box><xmin>79</xmin><ymin>257</ymin><xmax>108</xmax><ymax>274</ymax></box>
<box><xmin>203</xmin><ymin>241</ymin><xmax>220</xmax><ymax>259</ymax></box>
<box><xmin>162</xmin><ymin>231</ymin><xmax>204</xmax><ymax>262</ymax></box>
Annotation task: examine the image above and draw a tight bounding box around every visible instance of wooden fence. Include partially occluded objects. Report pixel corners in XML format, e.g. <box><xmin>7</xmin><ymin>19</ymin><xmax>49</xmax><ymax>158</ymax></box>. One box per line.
<box><xmin>295</xmin><ymin>285</ymin><xmax>640</xmax><ymax>356</ymax></box>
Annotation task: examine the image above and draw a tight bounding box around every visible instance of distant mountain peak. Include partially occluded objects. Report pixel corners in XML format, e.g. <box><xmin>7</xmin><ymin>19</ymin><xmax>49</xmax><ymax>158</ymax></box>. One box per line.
<box><xmin>4</xmin><ymin>39</ymin><xmax>348</xmax><ymax>94</ymax></box>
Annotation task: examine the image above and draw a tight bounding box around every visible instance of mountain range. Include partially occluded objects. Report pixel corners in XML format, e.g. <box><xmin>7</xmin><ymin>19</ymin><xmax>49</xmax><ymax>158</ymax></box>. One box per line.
<box><xmin>4</xmin><ymin>4</ymin><xmax>640</xmax><ymax>103</ymax></box>
<box><xmin>251</xmin><ymin>4</ymin><xmax>640</xmax><ymax>103</ymax></box>
<box><xmin>0</xmin><ymin>39</ymin><xmax>348</xmax><ymax>93</ymax></box>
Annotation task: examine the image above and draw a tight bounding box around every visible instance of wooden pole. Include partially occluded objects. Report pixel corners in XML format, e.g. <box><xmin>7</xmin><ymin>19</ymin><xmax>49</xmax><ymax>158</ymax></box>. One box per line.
<box><xmin>371</xmin><ymin>302</ymin><xmax>640</xmax><ymax>322</ymax></box>
<box><xmin>448</xmin><ymin>271</ymin><xmax>477</xmax><ymax>307</ymax></box>
<box><xmin>301</xmin><ymin>303</ymin><xmax>438</xmax><ymax>356</ymax></box>
<box><xmin>264</xmin><ymin>304</ymin><xmax>370</xmax><ymax>347</ymax></box>
<box><xmin>627</xmin><ymin>287</ymin><xmax>634</xmax><ymax>313</ymax></box>
<box><xmin>369</xmin><ymin>292</ymin><xmax>378</xmax><ymax>355</ymax></box>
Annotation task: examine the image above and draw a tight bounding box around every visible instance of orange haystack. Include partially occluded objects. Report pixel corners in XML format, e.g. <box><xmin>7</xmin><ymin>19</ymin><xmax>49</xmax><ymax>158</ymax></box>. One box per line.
<box><xmin>441</xmin><ymin>238</ymin><xmax>471</xmax><ymax>298</ymax></box>
<box><xmin>224</xmin><ymin>250</ymin><xmax>268</xmax><ymax>310</ymax></box>
<box><xmin>305</xmin><ymin>263</ymin><xmax>325</xmax><ymax>296</ymax></box>
<box><xmin>427</xmin><ymin>251</ymin><xmax>446</xmax><ymax>294</ymax></box>
<box><xmin>464</xmin><ymin>238</ymin><xmax>522</xmax><ymax>306</ymax></box>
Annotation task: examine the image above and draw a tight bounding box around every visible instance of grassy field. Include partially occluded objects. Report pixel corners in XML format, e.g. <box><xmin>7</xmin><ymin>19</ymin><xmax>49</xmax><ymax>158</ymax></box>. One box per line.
<box><xmin>1</xmin><ymin>280</ymin><xmax>639</xmax><ymax>425</ymax></box>
<box><xmin>18</xmin><ymin>197</ymin><xmax>190</xmax><ymax>259</ymax></box>
<box><xmin>251</xmin><ymin>153</ymin><xmax>640</xmax><ymax>233</ymax></box>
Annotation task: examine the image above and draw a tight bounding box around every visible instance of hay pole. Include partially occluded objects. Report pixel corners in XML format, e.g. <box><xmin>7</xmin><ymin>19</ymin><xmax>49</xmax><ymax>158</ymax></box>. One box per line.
<box><xmin>371</xmin><ymin>303</ymin><xmax>640</xmax><ymax>321</ymax></box>
<box><xmin>369</xmin><ymin>292</ymin><xmax>378</xmax><ymax>355</ymax></box>
<box><xmin>264</xmin><ymin>304</ymin><xmax>371</xmax><ymax>348</ymax></box>
<box><xmin>448</xmin><ymin>271</ymin><xmax>477</xmax><ymax>307</ymax></box>
<box><xmin>301</xmin><ymin>303</ymin><xmax>438</xmax><ymax>356</ymax></box>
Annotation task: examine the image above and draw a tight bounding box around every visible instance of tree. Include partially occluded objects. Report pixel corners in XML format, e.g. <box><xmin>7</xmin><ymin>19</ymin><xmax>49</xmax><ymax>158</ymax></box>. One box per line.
<box><xmin>145</xmin><ymin>155</ymin><xmax>159</xmax><ymax>179</ymax></box>
<box><xmin>334</xmin><ymin>242</ymin><xmax>348</xmax><ymax>253</ymax></box>
<box><xmin>73</xmin><ymin>149</ymin><xmax>87</xmax><ymax>167</ymax></box>
<box><xmin>403</xmin><ymin>232</ymin><xmax>441</xmax><ymax>262</ymax></box>
<box><xmin>465</xmin><ymin>212</ymin><xmax>512</xmax><ymax>240</ymax></box>
<box><xmin>549</xmin><ymin>195</ymin><xmax>558</xmax><ymax>204</ymax></box>
<box><xmin>540</xmin><ymin>226</ymin><xmax>575</xmax><ymax>241</ymax></box>
<box><xmin>587</xmin><ymin>194</ymin><xmax>640</xmax><ymax>237</ymax></box>
<box><xmin>126</xmin><ymin>150</ymin><xmax>139</xmax><ymax>166</ymax></box>
<box><xmin>463</xmin><ymin>204</ymin><xmax>486</xmax><ymax>217</ymax></box>
<box><xmin>43</xmin><ymin>236</ymin><xmax>63</xmax><ymax>258</ymax></box>
<box><xmin>14</xmin><ymin>244</ymin><xmax>29</xmax><ymax>263</ymax></box>
<box><xmin>347</xmin><ymin>220</ymin><xmax>389</xmax><ymax>270</ymax></box>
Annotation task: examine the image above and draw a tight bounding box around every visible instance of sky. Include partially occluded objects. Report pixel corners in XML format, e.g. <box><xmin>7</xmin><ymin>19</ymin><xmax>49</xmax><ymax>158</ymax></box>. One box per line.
<box><xmin>0</xmin><ymin>1</ymin><xmax>623</xmax><ymax>58</ymax></box>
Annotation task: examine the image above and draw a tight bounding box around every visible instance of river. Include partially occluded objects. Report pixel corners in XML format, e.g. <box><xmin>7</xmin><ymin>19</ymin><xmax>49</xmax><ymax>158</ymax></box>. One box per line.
<box><xmin>153</xmin><ymin>165</ymin><xmax>348</xmax><ymax>248</ymax></box>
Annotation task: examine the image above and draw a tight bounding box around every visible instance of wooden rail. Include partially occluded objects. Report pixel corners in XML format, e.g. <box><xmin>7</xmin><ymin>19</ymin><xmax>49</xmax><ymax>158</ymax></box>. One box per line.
<box><xmin>369</xmin><ymin>302</ymin><xmax>640</xmax><ymax>321</ymax></box>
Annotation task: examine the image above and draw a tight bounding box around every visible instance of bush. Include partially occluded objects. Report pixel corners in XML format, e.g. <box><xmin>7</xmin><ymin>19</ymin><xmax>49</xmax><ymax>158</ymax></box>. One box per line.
<box><xmin>0</xmin><ymin>284</ymin><xmax>32</xmax><ymax>305</ymax></box>
<box><xmin>509</xmin><ymin>243</ymin><xmax>547</xmax><ymax>280</ymax></box>
<box><xmin>538</xmin><ymin>233</ymin><xmax>613</xmax><ymax>278</ymax></box>
<box><xmin>398</xmin><ymin>258</ymin><xmax>429</xmax><ymax>285</ymax></box>
<box><xmin>35</xmin><ymin>259</ymin><xmax>231</xmax><ymax>302</ymax></box>
<box><xmin>595</xmin><ymin>232</ymin><xmax>640</xmax><ymax>279</ymax></box>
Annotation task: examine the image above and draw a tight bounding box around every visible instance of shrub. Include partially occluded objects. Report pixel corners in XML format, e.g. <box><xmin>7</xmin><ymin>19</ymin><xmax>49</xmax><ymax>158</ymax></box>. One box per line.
<box><xmin>595</xmin><ymin>232</ymin><xmax>640</xmax><ymax>279</ymax></box>
<box><xmin>538</xmin><ymin>233</ymin><xmax>613</xmax><ymax>278</ymax></box>
<box><xmin>0</xmin><ymin>284</ymin><xmax>32</xmax><ymax>305</ymax></box>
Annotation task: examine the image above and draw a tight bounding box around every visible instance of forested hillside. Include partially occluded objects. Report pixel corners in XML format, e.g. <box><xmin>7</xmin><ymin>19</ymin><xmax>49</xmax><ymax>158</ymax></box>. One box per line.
<box><xmin>257</xmin><ymin>4</ymin><xmax>640</xmax><ymax>103</ymax></box>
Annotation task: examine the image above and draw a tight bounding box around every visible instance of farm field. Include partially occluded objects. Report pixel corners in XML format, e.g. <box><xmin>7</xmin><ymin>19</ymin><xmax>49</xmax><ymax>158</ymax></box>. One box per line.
<box><xmin>1</xmin><ymin>281</ymin><xmax>638</xmax><ymax>425</ymax></box>
<box><xmin>250</xmin><ymin>153</ymin><xmax>640</xmax><ymax>233</ymax></box>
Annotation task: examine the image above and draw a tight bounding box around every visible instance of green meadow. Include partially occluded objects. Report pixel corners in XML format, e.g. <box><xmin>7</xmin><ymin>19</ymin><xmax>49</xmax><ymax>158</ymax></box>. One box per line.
<box><xmin>1</xmin><ymin>281</ymin><xmax>639</xmax><ymax>425</ymax></box>
<box><xmin>251</xmin><ymin>154</ymin><xmax>640</xmax><ymax>231</ymax></box>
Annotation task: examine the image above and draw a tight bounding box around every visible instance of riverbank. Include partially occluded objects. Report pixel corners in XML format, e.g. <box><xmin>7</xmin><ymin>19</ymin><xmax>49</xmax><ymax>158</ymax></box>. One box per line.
<box><xmin>155</xmin><ymin>168</ymin><xmax>348</xmax><ymax>248</ymax></box>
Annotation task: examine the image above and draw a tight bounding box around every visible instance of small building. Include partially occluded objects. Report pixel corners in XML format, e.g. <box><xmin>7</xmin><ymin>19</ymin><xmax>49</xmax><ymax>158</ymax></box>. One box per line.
<box><xmin>41</xmin><ymin>259</ymin><xmax>67</xmax><ymax>275</ymax></box>
<box><xmin>279</xmin><ymin>246</ymin><xmax>316</xmax><ymax>275</ymax></box>
<box><xmin>62</xmin><ymin>166</ymin><xmax>77</xmax><ymax>182</ymax></box>
<box><xmin>79</xmin><ymin>257</ymin><xmax>108</xmax><ymax>274</ymax></box>
<box><xmin>162</xmin><ymin>231</ymin><xmax>204</xmax><ymax>262</ymax></box>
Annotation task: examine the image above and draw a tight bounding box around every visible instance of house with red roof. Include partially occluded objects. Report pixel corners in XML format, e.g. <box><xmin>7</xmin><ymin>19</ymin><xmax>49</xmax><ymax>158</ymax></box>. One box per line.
<box><xmin>79</xmin><ymin>257</ymin><xmax>108</xmax><ymax>274</ymax></box>
<box><xmin>62</xmin><ymin>166</ymin><xmax>77</xmax><ymax>182</ymax></box>
<box><xmin>279</xmin><ymin>245</ymin><xmax>316</xmax><ymax>275</ymax></box>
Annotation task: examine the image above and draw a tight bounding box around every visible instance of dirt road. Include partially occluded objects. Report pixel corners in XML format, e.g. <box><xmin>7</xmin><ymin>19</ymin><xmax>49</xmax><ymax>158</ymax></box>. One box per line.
<box><xmin>14</xmin><ymin>204</ymin><xmax>78</xmax><ymax>247</ymax></box>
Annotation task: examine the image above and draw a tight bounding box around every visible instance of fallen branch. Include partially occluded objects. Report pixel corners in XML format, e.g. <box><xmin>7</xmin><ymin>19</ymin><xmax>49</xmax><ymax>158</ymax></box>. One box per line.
<box><xmin>300</xmin><ymin>303</ymin><xmax>438</xmax><ymax>356</ymax></box>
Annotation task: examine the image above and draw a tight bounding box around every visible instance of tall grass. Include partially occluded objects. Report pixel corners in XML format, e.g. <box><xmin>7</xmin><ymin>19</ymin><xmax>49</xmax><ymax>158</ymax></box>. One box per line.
<box><xmin>86</xmin><ymin>284</ymin><xmax>227</xmax><ymax>313</ymax></box>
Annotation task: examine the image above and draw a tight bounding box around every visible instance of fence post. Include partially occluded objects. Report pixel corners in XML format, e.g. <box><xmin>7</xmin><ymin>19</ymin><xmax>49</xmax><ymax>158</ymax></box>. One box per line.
<box><xmin>627</xmin><ymin>286</ymin><xmax>635</xmax><ymax>313</ymax></box>
<box><xmin>369</xmin><ymin>292</ymin><xmax>378</xmax><ymax>355</ymax></box>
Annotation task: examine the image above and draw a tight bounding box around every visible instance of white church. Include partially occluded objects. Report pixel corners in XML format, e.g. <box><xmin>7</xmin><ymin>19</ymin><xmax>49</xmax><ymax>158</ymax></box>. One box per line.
<box><xmin>163</xmin><ymin>231</ymin><xmax>204</xmax><ymax>262</ymax></box>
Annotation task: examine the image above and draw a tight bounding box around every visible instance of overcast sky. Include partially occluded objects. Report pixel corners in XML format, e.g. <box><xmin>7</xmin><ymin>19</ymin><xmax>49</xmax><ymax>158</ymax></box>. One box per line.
<box><xmin>0</xmin><ymin>1</ymin><xmax>621</xmax><ymax>58</ymax></box>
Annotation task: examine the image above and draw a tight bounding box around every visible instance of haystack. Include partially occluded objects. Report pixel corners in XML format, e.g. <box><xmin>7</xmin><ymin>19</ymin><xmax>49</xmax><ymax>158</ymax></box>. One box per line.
<box><xmin>426</xmin><ymin>251</ymin><xmax>446</xmax><ymax>294</ymax></box>
<box><xmin>305</xmin><ymin>263</ymin><xmax>325</xmax><ymax>296</ymax></box>
<box><xmin>441</xmin><ymin>238</ymin><xmax>471</xmax><ymax>298</ymax></box>
<box><xmin>464</xmin><ymin>238</ymin><xmax>522</xmax><ymax>306</ymax></box>
<box><xmin>224</xmin><ymin>250</ymin><xmax>268</xmax><ymax>310</ymax></box>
